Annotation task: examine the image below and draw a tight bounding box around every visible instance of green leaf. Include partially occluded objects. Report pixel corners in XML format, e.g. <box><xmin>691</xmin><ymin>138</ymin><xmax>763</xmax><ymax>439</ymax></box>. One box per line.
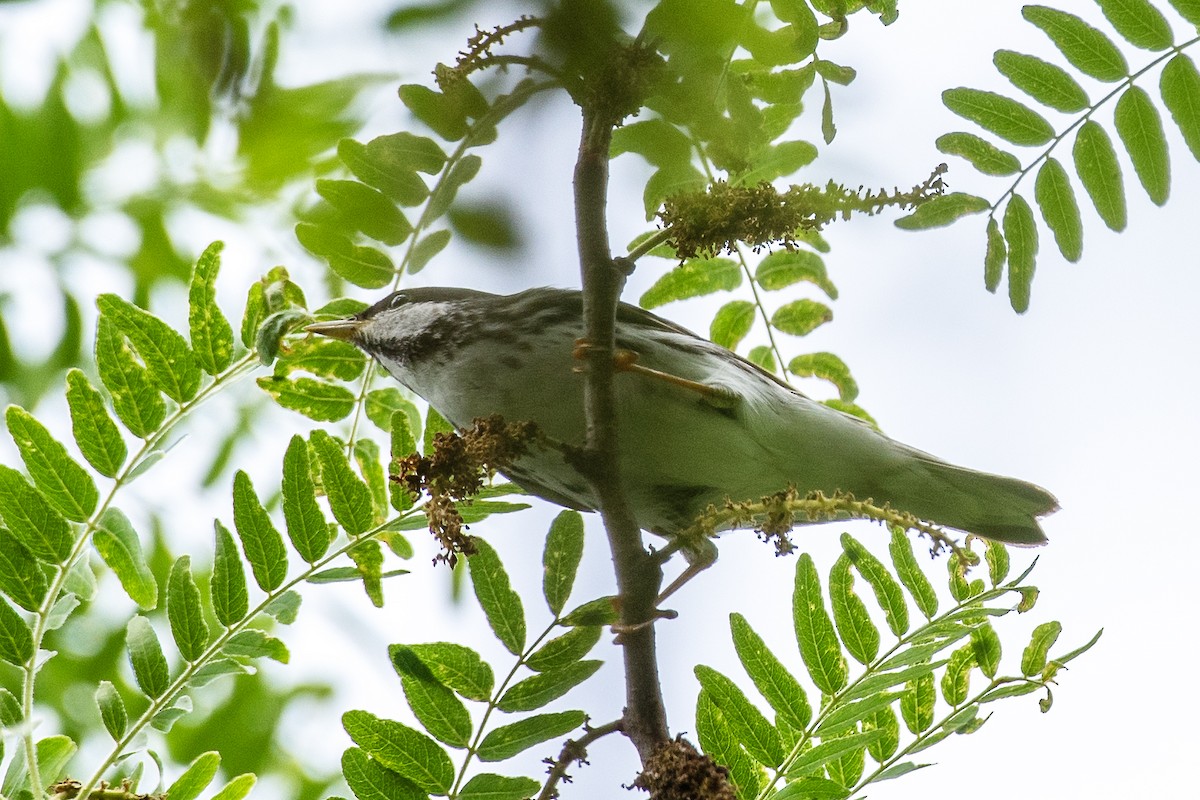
<box><xmin>793</xmin><ymin>553</ymin><xmax>847</xmax><ymax>695</ymax></box>
<box><xmin>771</xmin><ymin>299</ymin><xmax>832</xmax><ymax>337</ymax></box>
<box><xmin>1095</xmin><ymin>0</ymin><xmax>1173</xmax><ymax>50</ymax></box>
<box><xmin>738</xmin><ymin>139</ymin><xmax>819</xmax><ymax>184</ymax></box>
<box><xmin>353</xmin><ymin>439</ymin><xmax>389</xmax><ymax>523</ymax></box>
<box><xmin>209</xmin><ymin>774</ymin><xmax>256</xmax><ymax>800</ymax></box>
<box><xmin>339</xmin><ymin>134</ymin><xmax>438</xmax><ymax>204</ymax></box>
<box><xmin>894</xmin><ymin>192</ymin><xmax>990</xmax><ymax>229</ymax></box>
<box><xmin>168</xmin><ymin>555</ymin><xmax>210</xmax><ymax>662</ymax></box>
<box><xmin>65</xmin><ymin>369</ymin><xmax>127</xmax><ymax>478</ymax></box>
<box><xmin>643</xmin><ymin>163</ymin><xmax>706</xmax><ymax>219</ymax></box>
<box><xmin>366</xmin><ymin>388</ymin><xmax>420</xmax><ymax>434</ymax></box>
<box><xmin>985</xmin><ymin>540</ymin><xmax>1011</xmax><ymax>586</ymax></box>
<box><xmin>0</xmin><ymin>597</ymin><xmax>32</xmax><ymax>665</ymax></box>
<box><xmin>984</xmin><ymin>217</ymin><xmax>1006</xmax><ymax>293</ymax></box>
<box><xmin>349</xmin><ymin>540</ymin><xmax>386</xmax><ymax>608</ymax></box>
<box><xmin>1073</xmin><ymin>120</ymin><xmax>1126</xmax><ymax>231</ymax></box>
<box><xmin>167</xmin><ymin>752</ymin><xmax>222</xmax><ymax>800</ymax></box>
<box><xmin>525</xmin><ymin>625</ymin><xmax>602</xmax><ymax>672</ymax></box>
<box><xmin>341</xmin><ymin>747</ymin><xmax>424</xmax><ymax>800</ymax></box>
<box><xmin>710</xmin><ymin>300</ymin><xmax>757</xmax><ymax>350</ymax></box>
<box><xmin>317</xmin><ymin>179</ymin><xmax>412</xmax><ymax>246</ymax></box>
<box><xmin>941</xmin><ymin>88</ymin><xmax>1054</xmax><ymax>146</ymax></box>
<box><xmin>256</xmin><ymin>376</ymin><xmax>356</xmax><ymax>422</ymax></box>
<box><xmin>786</xmin><ymin>352</ymin><xmax>857</xmax><ymax>402</ymax></box>
<box><xmin>310</xmin><ymin>429</ymin><xmax>376</xmax><ymax>535</ymax></box>
<box><xmin>224</xmin><ymin>629</ymin><xmax>290</xmax><ymax>663</ymax></box>
<box><xmin>96</xmin><ymin>294</ymin><xmax>201</xmax><ymax>403</ymax></box>
<box><xmin>1115</xmin><ymin>85</ymin><xmax>1170</xmax><ymax>205</ymax></box>
<box><xmin>560</xmin><ymin>596</ymin><xmax>619</xmax><ymax>627</ymax></box>
<box><xmin>0</xmin><ymin>684</ymin><xmax>22</xmax><ymax>726</ymax></box>
<box><xmin>829</xmin><ymin>555</ymin><xmax>879</xmax><ymax>665</ymax></box>
<box><xmin>971</xmin><ymin>622</ymin><xmax>1002</xmax><ymax>678</ymax></box>
<box><xmin>150</xmin><ymin>695</ymin><xmax>194</xmax><ymax>731</ymax></box>
<box><xmin>543</xmin><ymin>511</ymin><xmax>584</xmax><ymax>616</ymax></box>
<box><xmin>874</xmin><ymin>760</ymin><xmax>930</xmax><ymax>782</ymax></box>
<box><xmin>282</xmin><ymin>435</ymin><xmax>331</xmax><ymax>562</ymax></box>
<box><xmin>748</xmin><ymin>346</ymin><xmax>777</xmax><ymax>373</ymax></box>
<box><xmin>784</xmin><ymin>730</ymin><xmax>883</xmax><ymax>779</ymax></box>
<box><xmin>400</xmin><ymin>672</ymin><xmax>472</xmax><ymax>748</ymax></box>
<box><xmin>0</xmin><ymin>530</ymin><xmax>46</xmax><ymax>612</ymax></box>
<box><xmin>817</xmin><ymin>691</ymin><xmax>905</xmax><ymax>738</ymax></box>
<box><xmin>992</xmin><ymin>50</ymin><xmax>1089</xmax><ymax>113</ymax></box>
<box><xmin>936</xmin><ymin>132</ymin><xmax>1022</xmax><ymax>176</ymax></box>
<box><xmin>841</xmin><ymin>533</ymin><xmax>909</xmax><ymax>636</ymax></box>
<box><xmin>729</xmin><ymin>613</ymin><xmax>811</xmax><ymax>730</ymax></box>
<box><xmin>941</xmin><ymin>645</ymin><xmax>976</xmax><ymax>706</ymax></box>
<box><xmin>0</xmin><ymin>465</ymin><xmax>72</xmax><ymax>563</ymax></box>
<box><xmin>407</xmin><ymin>229</ymin><xmax>452</xmax><ymax>274</ymax></box>
<box><xmin>95</xmin><ymin>508</ymin><xmax>158</xmax><ymax>610</ymax></box>
<box><xmin>1003</xmin><ymin>193</ymin><xmax>1038</xmax><ymax>313</ymax></box>
<box><xmin>899</xmin><ymin>673</ymin><xmax>935</xmax><ymax>734</ymax></box>
<box><xmin>475</xmin><ymin>711</ymin><xmax>586</xmax><ymax>762</ymax></box>
<box><xmin>2</xmin><ymin>735</ymin><xmax>77</xmax><ymax>796</ymax></box>
<box><xmin>977</xmin><ymin>682</ymin><xmax>1042</xmax><ymax>703</ymax></box>
<box><xmin>694</xmin><ymin>692</ymin><xmax>760</xmax><ymax>800</ymax></box>
<box><xmin>864</xmin><ymin>705</ymin><xmax>900</xmax><ymax>763</ymax></box>
<box><xmin>820</xmin><ymin>78</ymin><xmax>836</xmax><ymax>144</ymax></box>
<box><xmin>448</xmin><ymin>203</ymin><xmax>519</xmax><ymax>249</ymax></box>
<box><xmin>1161</xmin><ymin>54</ymin><xmax>1200</xmax><ymax>162</ymax></box>
<box><xmin>426</xmin><ymin>154</ymin><xmax>482</xmax><ymax>219</ymax></box>
<box><xmin>188</xmin><ymin>241</ymin><xmax>235</xmax><ymax>375</ymax></box>
<box><xmin>95</xmin><ymin>680</ymin><xmax>128</xmax><ymax>740</ymax></box>
<box><xmin>232</xmin><ymin>470</ymin><xmax>288</xmax><ymax>591</ymax></box>
<box><xmin>695</xmin><ymin>665</ymin><xmax>784</xmax><ymax>767</ymax></box>
<box><xmin>263</xmin><ymin>590</ymin><xmax>302</xmax><ymax>624</ymax></box>
<box><xmin>390</xmin><ymin>642</ymin><xmax>494</xmax><ymax>701</ymax></box>
<box><xmin>497</xmin><ymin>660</ymin><xmax>602</xmax><ymax>713</ymax></box>
<box><xmin>754</xmin><ymin>249</ymin><xmax>836</xmax><ymax>296</ymax></box>
<box><xmin>275</xmin><ymin>337</ymin><xmax>366</xmax><ymax>381</ymax></box>
<box><xmin>610</xmin><ymin>119</ymin><xmax>692</xmax><ymax>167</ymax></box>
<box><xmin>1023</xmin><ymin>5</ymin><xmax>1128</xmax><ymax>82</ymax></box>
<box><xmin>297</xmin><ymin>225</ymin><xmax>398</xmax><ymax>289</ymax></box>
<box><xmin>6</xmin><ymin>406</ymin><xmax>98</xmax><ymax>522</ymax></box>
<box><xmin>1022</xmin><ymin>620</ymin><xmax>1062</xmax><ymax>676</ymax></box>
<box><xmin>96</xmin><ymin>316</ymin><xmax>166</xmax><ymax>438</ymax></box>
<box><xmin>639</xmin><ymin>258</ymin><xmax>742</xmax><ymax>309</ymax></box>
<box><xmin>1034</xmin><ymin>157</ymin><xmax>1084</xmax><ymax>263</ymax></box>
<box><xmin>126</xmin><ymin>616</ymin><xmax>170</xmax><ymax>698</ymax></box>
<box><xmin>399</xmin><ymin>84</ymin><xmax>469</xmax><ymax>141</ymax></box>
<box><xmin>467</xmin><ymin>538</ymin><xmax>526</xmax><ymax>655</ymax></box>
<box><xmin>1167</xmin><ymin>0</ymin><xmax>1200</xmax><ymax>25</ymax></box>
<box><xmin>211</xmin><ymin>521</ymin><xmax>249</xmax><ymax>627</ymax></box>
<box><xmin>343</xmin><ymin>710</ymin><xmax>454</xmax><ymax>794</ymax></box>
<box><xmin>459</xmin><ymin>774</ymin><xmax>541</xmax><ymax>800</ymax></box>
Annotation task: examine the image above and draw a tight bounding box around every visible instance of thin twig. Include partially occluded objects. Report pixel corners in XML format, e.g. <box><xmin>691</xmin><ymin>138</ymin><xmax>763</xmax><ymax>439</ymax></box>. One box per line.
<box><xmin>537</xmin><ymin>718</ymin><xmax>624</xmax><ymax>800</ymax></box>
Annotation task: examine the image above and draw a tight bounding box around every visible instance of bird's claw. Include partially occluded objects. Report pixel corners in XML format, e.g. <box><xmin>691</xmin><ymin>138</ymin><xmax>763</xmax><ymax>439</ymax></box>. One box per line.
<box><xmin>573</xmin><ymin>339</ymin><xmax>740</xmax><ymax>409</ymax></box>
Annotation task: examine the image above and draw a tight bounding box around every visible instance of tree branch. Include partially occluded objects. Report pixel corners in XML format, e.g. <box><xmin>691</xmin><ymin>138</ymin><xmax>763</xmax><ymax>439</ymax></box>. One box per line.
<box><xmin>573</xmin><ymin>105</ymin><xmax>670</xmax><ymax>762</ymax></box>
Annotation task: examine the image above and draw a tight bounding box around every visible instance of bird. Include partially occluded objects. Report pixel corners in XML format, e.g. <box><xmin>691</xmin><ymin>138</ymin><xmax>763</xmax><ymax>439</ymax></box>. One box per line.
<box><xmin>306</xmin><ymin>286</ymin><xmax>1058</xmax><ymax>551</ymax></box>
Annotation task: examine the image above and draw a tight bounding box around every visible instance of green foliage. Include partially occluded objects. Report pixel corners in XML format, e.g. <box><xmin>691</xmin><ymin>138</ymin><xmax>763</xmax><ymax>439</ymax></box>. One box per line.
<box><xmin>921</xmin><ymin>0</ymin><xmax>1200</xmax><ymax>311</ymax></box>
<box><xmin>695</xmin><ymin>535</ymin><xmax>1100</xmax><ymax>798</ymax></box>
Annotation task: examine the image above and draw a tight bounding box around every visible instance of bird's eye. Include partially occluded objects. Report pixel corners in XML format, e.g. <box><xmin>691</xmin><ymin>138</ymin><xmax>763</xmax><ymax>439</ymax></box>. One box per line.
<box><xmin>389</xmin><ymin>293</ymin><xmax>407</xmax><ymax>309</ymax></box>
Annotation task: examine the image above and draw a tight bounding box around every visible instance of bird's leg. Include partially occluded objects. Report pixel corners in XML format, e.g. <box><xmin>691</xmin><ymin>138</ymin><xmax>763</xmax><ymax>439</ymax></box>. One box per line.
<box><xmin>572</xmin><ymin>339</ymin><xmax>739</xmax><ymax>409</ymax></box>
<box><xmin>652</xmin><ymin>536</ymin><xmax>719</xmax><ymax>606</ymax></box>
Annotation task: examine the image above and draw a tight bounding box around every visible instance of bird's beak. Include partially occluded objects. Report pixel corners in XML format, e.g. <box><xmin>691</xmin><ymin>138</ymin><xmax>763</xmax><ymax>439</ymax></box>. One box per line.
<box><xmin>305</xmin><ymin>318</ymin><xmax>363</xmax><ymax>342</ymax></box>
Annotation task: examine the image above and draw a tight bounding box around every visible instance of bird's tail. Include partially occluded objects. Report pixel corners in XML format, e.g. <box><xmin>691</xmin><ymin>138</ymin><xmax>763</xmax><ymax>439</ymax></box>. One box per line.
<box><xmin>883</xmin><ymin>457</ymin><xmax>1059</xmax><ymax>545</ymax></box>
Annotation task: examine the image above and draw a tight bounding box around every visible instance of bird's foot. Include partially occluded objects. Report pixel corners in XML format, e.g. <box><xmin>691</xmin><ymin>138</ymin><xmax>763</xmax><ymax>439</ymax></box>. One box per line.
<box><xmin>572</xmin><ymin>339</ymin><xmax>739</xmax><ymax>409</ymax></box>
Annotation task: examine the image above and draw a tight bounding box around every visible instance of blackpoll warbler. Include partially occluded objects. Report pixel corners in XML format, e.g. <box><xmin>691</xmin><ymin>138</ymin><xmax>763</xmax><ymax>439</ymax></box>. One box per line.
<box><xmin>308</xmin><ymin>287</ymin><xmax>1057</xmax><ymax>546</ymax></box>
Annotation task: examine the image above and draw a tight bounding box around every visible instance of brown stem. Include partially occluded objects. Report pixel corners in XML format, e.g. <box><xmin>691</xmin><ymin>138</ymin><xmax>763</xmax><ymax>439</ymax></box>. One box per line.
<box><xmin>537</xmin><ymin>718</ymin><xmax>624</xmax><ymax>800</ymax></box>
<box><xmin>573</xmin><ymin>106</ymin><xmax>670</xmax><ymax>762</ymax></box>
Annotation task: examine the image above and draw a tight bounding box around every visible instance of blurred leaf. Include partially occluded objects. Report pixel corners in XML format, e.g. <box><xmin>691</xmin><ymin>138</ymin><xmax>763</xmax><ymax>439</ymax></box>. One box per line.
<box><xmin>426</xmin><ymin>155</ymin><xmax>481</xmax><ymax>220</ymax></box>
<box><xmin>737</xmin><ymin>139</ymin><xmax>818</xmax><ymax>184</ymax></box>
<box><xmin>710</xmin><ymin>300</ymin><xmax>756</xmax><ymax>350</ymax></box>
<box><xmin>475</xmin><ymin>711</ymin><xmax>585</xmax><ymax>762</ymax></box>
<box><xmin>6</xmin><ymin>406</ymin><xmax>98</xmax><ymax>522</ymax></box>
<box><xmin>317</xmin><ymin>179</ymin><xmax>413</xmax><ymax>245</ymax></box>
<box><xmin>339</xmin><ymin>135</ymin><xmax>436</xmax><ymax>205</ymax></box>
<box><xmin>643</xmin><ymin>163</ymin><xmax>706</xmax><ymax>219</ymax></box>
<box><xmin>1022</xmin><ymin>5</ymin><xmax>1127</xmax><ymax>82</ymax></box>
<box><xmin>95</xmin><ymin>508</ymin><xmax>157</xmax><ymax>610</ymax></box>
<box><xmin>343</xmin><ymin>710</ymin><xmax>454</xmax><ymax>794</ymax></box>
<box><xmin>448</xmin><ymin>203</ymin><xmax>519</xmax><ymax>249</ymax></box>
<box><xmin>468</xmin><ymin>538</ymin><xmax>526</xmax><ymax>656</ymax></box>
<box><xmin>610</xmin><ymin>119</ymin><xmax>692</xmax><ymax>167</ymax></box>
<box><xmin>296</xmin><ymin>223</ymin><xmax>397</xmax><ymax>289</ymax></box>
<box><xmin>399</xmin><ymin>84</ymin><xmax>470</xmax><ymax>141</ymax></box>
<box><xmin>126</xmin><ymin>616</ymin><xmax>170</xmax><ymax>698</ymax></box>
<box><xmin>232</xmin><ymin>470</ymin><xmax>288</xmax><ymax>591</ymax></box>
<box><xmin>407</xmin><ymin>229</ymin><xmax>453</xmax><ymax>274</ymax></box>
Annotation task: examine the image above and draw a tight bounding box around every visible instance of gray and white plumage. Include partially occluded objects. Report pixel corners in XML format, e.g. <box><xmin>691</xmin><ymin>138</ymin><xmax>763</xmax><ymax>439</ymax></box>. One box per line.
<box><xmin>311</xmin><ymin>286</ymin><xmax>1058</xmax><ymax>545</ymax></box>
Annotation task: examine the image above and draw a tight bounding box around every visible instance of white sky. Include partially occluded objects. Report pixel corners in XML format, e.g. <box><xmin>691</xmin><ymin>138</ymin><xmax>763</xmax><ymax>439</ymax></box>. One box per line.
<box><xmin>1</xmin><ymin>1</ymin><xmax>1197</xmax><ymax>799</ymax></box>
